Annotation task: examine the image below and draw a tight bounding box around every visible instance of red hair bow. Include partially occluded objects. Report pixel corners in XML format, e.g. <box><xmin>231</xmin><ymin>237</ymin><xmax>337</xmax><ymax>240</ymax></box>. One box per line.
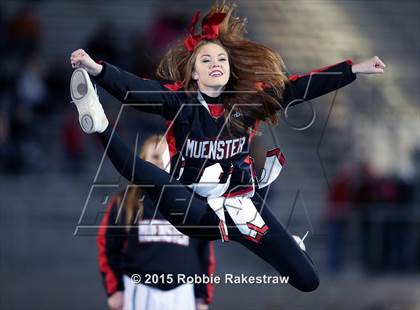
<box><xmin>183</xmin><ymin>11</ymin><xmax>227</xmax><ymax>52</ymax></box>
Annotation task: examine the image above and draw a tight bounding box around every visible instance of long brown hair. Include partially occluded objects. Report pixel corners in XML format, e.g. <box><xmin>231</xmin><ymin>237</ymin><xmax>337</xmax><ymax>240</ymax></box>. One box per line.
<box><xmin>114</xmin><ymin>135</ymin><xmax>166</xmax><ymax>232</ymax></box>
<box><xmin>156</xmin><ymin>1</ymin><xmax>290</xmax><ymax>134</ymax></box>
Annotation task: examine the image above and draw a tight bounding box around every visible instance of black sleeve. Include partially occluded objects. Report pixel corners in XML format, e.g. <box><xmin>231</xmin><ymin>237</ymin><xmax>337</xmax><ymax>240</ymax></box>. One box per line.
<box><xmin>92</xmin><ymin>61</ymin><xmax>184</xmax><ymax>119</ymax></box>
<box><xmin>278</xmin><ymin>59</ymin><xmax>357</xmax><ymax>109</ymax></box>
<box><xmin>97</xmin><ymin>196</ymin><xmax>127</xmax><ymax>297</ymax></box>
<box><xmin>194</xmin><ymin>241</ymin><xmax>215</xmax><ymax>304</ymax></box>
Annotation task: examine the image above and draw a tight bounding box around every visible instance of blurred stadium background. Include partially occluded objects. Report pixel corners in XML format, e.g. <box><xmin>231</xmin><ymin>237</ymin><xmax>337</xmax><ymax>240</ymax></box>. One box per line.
<box><xmin>0</xmin><ymin>0</ymin><xmax>419</xmax><ymax>309</ymax></box>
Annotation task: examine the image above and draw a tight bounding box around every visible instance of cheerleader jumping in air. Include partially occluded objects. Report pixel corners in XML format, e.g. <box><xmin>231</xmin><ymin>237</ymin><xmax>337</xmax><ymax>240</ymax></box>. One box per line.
<box><xmin>70</xmin><ymin>3</ymin><xmax>385</xmax><ymax>292</ymax></box>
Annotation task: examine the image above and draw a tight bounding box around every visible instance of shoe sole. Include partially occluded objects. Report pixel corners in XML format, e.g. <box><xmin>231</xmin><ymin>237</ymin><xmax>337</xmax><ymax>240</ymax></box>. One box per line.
<box><xmin>70</xmin><ymin>69</ymin><xmax>96</xmax><ymax>133</ymax></box>
<box><xmin>70</xmin><ymin>69</ymin><xmax>90</xmax><ymax>101</ymax></box>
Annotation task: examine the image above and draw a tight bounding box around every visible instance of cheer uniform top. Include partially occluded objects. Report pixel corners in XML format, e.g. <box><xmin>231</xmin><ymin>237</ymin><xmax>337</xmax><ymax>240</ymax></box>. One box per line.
<box><xmin>93</xmin><ymin>59</ymin><xmax>357</xmax><ymax>198</ymax></box>
<box><xmin>97</xmin><ymin>193</ymin><xmax>215</xmax><ymax>303</ymax></box>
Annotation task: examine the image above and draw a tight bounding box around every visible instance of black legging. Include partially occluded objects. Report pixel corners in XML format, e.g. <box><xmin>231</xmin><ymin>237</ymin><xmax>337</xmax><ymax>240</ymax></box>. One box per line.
<box><xmin>98</xmin><ymin>126</ymin><xmax>319</xmax><ymax>292</ymax></box>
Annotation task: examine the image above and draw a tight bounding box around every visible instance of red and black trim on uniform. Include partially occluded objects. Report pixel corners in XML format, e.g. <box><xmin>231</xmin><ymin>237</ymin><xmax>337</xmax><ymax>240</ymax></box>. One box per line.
<box><xmin>244</xmin><ymin>233</ymin><xmax>263</xmax><ymax>244</ymax></box>
<box><xmin>204</xmin><ymin>241</ymin><xmax>216</xmax><ymax>304</ymax></box>
<box><xmin>219</xmin><ymin>220</ymin><xmax>229</xmax><ymax>242</ymax></box>
<box><xmin>288</xmin><ymin>59</ymin><xmax>353</xmax><ymax>82</ymax></box>
<box><xmin>97</xmin><ymin>196</ymin><xmax>125</xmax><ymax>296</ymax></box>
<box><xmin>243</xmin><ymin>222</ymin><xmax>270</xmax><ymax>244</ymax></box>
<box><xmin>266</xmin><ymin>148</ymin><xmax>286</xmax><ymax>166</ymax></box>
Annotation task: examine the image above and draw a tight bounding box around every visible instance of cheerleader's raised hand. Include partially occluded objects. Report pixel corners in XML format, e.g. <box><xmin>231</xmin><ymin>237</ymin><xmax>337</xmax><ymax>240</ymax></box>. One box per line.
<box><xmin>70</xmin><ymin>49</ymin><xmax>103</xmax><ymax>76</ymax></box>
<box><xmin>352</xmin><ymin>56</ymin><xmax>386</xmax><ymax>74</ymax></box>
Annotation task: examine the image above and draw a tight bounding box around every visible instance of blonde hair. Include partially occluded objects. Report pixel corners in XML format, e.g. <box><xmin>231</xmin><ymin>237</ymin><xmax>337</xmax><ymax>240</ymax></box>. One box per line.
<box><xmin>114</xmin><ymin>135</ymin><xmax>165</xmax><ymax>231</ymax></box>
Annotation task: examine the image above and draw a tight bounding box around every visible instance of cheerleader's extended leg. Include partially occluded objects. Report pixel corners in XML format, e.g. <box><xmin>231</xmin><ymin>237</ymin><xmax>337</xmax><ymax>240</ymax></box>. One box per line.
<box><xmin>226</xmin><ymin>204</ymin><xmax>320</xmax><ymax>292</ymax></box>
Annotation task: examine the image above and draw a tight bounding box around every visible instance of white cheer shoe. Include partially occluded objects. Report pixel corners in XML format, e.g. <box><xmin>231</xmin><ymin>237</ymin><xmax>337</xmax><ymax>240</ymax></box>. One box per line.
<box><xmin>293</xmin><ymin>231</ymin><xmax>309</xmax><ymax>251</ymax></box>
<box><xmin>70</xmin><ymin>68</ymin><xmax>108</xmax><ymax>133</ymax></box>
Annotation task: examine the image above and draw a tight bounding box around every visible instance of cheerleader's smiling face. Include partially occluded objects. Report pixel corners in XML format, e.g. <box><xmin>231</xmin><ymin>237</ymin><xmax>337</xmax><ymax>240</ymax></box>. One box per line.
<box><xmin>192</xmin><ymin>42</ymin><xmax>230</xmax><ymax>96</ymax></box>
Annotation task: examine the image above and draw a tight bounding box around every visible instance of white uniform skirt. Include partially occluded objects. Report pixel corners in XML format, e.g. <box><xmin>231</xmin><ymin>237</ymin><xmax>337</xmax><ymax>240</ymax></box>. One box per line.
<box><xmin>123</xmin><ymin>275</ymin><xmax>196</xmax><ymax>310</ymax></box>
